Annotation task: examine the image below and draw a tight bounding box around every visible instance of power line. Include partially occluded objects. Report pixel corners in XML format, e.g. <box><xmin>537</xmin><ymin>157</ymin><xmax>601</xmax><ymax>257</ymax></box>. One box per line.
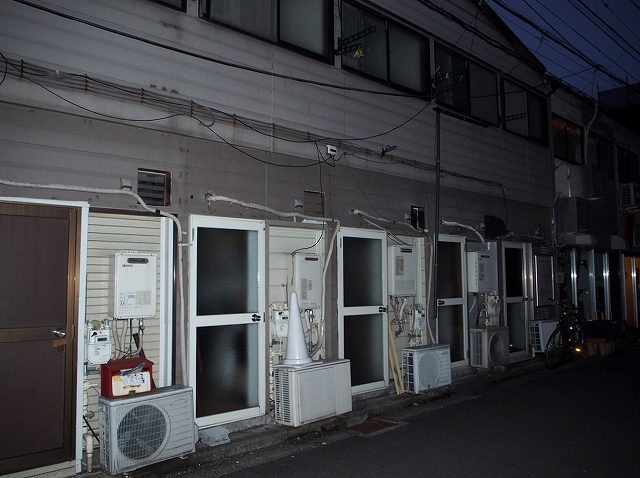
<box><xmin>490</xmin><ymin>0</ymin><xmax>632</xmax><ymax>88</ymax></box>
<box><xmin>572</xmin><ymin>0</ymin><xmax>640</xmax><ymax>61</ymax></box>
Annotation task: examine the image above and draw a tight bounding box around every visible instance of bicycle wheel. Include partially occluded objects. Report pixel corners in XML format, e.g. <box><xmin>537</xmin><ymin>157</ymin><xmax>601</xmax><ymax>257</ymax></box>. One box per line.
<box><xmin>545</xmin><ymin>328</ymin><xmax>566</xmax><ymax>369</ymax></box>
<box><xmin>568</xmin><ymin>318</ymin><xmax>584</xmax><ymax>361</ymax></box>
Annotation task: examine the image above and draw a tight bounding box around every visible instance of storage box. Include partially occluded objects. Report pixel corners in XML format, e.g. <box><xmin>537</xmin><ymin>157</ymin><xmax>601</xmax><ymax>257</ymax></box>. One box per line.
<box><xmin>100</xmin><ymin>357</ymin><xmax>154</xmax><ymax>398</ymax></box>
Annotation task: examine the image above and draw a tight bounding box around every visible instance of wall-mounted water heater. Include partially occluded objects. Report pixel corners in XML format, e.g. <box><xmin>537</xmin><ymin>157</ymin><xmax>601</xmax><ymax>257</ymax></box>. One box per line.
<box><xmin>293</xmin><ymin>253</ymin><xmax>322</xmax><ymax>309</ymax></box>
<box><xmin>109</xmin><ymin>252</ymin><xmax>158</xmax><ymax>319</ymax></box>
<box><xmin>388</xmin><ymin>245</ymin><xmax>417</xmax><ymax>296</ymax></box>
<box><xmin>467</xmin><ymin>250</ymin><xmax>498</xmax><ymax>293</ymax></box>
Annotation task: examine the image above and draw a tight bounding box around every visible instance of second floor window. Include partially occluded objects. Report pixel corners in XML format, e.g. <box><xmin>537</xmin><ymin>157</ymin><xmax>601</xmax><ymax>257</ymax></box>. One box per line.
<box><xmin>341</xmin><ymin>2</ymin><xmax>429</xmax><ymax>94</ymax></box>
<box><xmin>434</xmin><ymin>45</ymin><xmax>498</xmax><ymax>125</ymax></box>
<box><xmin>200</xmin><ymin>0</ymin><xmax>332</xmax><ymax>60</ymax></box>
<box><xmin>504</xmin><ymin>80</ymin><xmax>549</xmax><ymax>145</ymax></box>
<box><xmin>552</xmin><ymin>116</ymin><xmax>582</xmax><ymax>164</ymax></box>
<box><xmin>618</xmin><ymin>147</ymin><xmax>639</xmax><ymax>184</ymax></box>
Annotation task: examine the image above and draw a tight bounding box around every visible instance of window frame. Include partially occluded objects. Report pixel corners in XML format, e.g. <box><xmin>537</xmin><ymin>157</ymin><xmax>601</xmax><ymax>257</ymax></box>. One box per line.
<box><xmin>588</xmin><ymin>134</ymin><xmax>615</xmax><ymax>179</ymax></box>
<box><xmin>340</xmin><ymin>1</ymin><xmax>430</xmax><ymax>95</ymax></box>
<box><xmin>617</xmin><ymin>147</ymin><xmax>640</xmax><ymax>185</ymax></box>
<box><xmin>552</xmin><ymin>115</ymin><xmax>583</xmax><ymax>164</ymax></box>
<box><xmin>434</xmin><ymin>44</ymin><xmax>499</xmax><ymax>126</ymax></box>
<box><xmin>150</xmin><ymin>0</ymin><xmax>186</xmax><ymax>11</ymax></box>
<box><xmin>502</xmin><ymin>78</ymin><xmax>549</xmax><ymax>145</ymax></box>
<box><xmin>200</xmin><ymin>0</ymin><xmax>333</xmax><ymax>63</ymax></box>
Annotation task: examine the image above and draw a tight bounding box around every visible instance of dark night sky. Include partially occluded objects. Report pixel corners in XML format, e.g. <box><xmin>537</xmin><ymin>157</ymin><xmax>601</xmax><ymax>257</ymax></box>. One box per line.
<box><xmin>489</xmin><ymin>0</ymin><xmax>640</xmax><ymax>98</ymax></box>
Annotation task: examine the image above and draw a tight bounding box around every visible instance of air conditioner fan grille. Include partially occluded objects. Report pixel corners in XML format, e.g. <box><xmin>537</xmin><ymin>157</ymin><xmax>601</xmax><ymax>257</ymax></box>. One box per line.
<box><xmin>117</xmin><ymin>404</ymin><xmax>167</xmax><ymax>460</ymax></box>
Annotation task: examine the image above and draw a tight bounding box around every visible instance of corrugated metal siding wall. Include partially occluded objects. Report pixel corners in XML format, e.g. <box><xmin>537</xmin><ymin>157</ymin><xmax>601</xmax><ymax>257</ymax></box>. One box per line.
<box><xmin>267</xmin><ymin>224</ymin><xmax>326</xmax><ymax>362</ymax></box>
<box><xmin>84</xmin><ymin>212</ymin><xmax>164</xmax><ymax>434</ymax></box>
<box><xmin>0</xmin><ymin>0</ymin><xmax>554</xmax><ymax>218</ymax></box>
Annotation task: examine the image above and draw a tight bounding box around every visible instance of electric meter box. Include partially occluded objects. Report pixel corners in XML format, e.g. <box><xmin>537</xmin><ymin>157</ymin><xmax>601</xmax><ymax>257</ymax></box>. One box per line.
<box><xmin>109</xmin><ymin>252</ymin><xmax>158</xmax><ymax>319</ymax></box>
<box><xmin>388</xmin><ymin>245</ymin><xmax>418</xmax><ymax>296</ymax></box>
<box><xmin>467</xmin><ymin>250</ymin><xmax>498</xmax><ymax>293</ymax></box>
<box><xmin>293</xmin><ymin>253</ymin><xmax>322</xmax><ymax>309</ymax></box>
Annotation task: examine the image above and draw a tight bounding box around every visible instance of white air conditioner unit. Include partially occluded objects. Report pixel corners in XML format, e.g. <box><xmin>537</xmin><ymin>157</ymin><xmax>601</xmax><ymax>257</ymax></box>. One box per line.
<box><xmin>274</xmin><ymin>359</ymin><xmax>352</xmax><ymax>427</ymax></box>
<box><xmin>529</xmin><ymin>320</ymin><xmax>558</xmax><ymax>353</ymax></box>
<box><xmin>621</xmin><ymin>183</ymin><xmax>640</xmax><ymax>208</ymax></box>
<box><xmin>401</xmin><ymin>344</ymin><xmax>452</xmax><ymax>393</ymax></box>
<box><xmin>99</xmin><ymin>385</ymin><xmax>196</xmax><ymax>475</ymax></box>
<box><xmin>470</xmin><ymin>327</ymin><xmax>510</xmax><ymax>369</ymax></box>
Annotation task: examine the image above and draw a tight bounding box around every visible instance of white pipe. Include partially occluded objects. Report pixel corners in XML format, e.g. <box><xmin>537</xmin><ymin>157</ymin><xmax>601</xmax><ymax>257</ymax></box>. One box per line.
<box><xmin>425</xmin><ymin>239</ymin><xmax>436</xmax><ymax>345</ymax></box>
<box><xmin>0</xmin><ymin>179</ymin><xmax>188</xmax><ymax>383</ymax></box>
<box><xmin>441</xmin><ymin>220</ymin><xmax>488</xmax><ymax>249</ymax></box>
<box><xmin>82</xmin><ymin>382</ymin><xmax>93</xmax><ymax>473</ymax></box>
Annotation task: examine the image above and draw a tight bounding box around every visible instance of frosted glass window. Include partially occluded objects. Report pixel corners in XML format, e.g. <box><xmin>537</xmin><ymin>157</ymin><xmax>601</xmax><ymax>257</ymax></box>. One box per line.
<box><xmin>507</xmin><ymin>303</ymin><xmax>527</xmax><ymax>352</ymax></box>
<box><xmin>196</xmin><ymin>228</ymin><xmax>258</xmax><ymax>316</ymax></box>
<box><xmin>343</xmin><ymin>237</ymin><xmax>382</xmax><ymax>307</ymax></box>
<box><xmin>437</xmin><ymin>241</ymin><xmax>463</xmax><ymax>298</ymax></box>
<box><xmin>202</xmin><ymin>0</ymin><xmax>277</xmax><ymax>41</ymax></box>
<box><xmin>280</xmin><ymin>0</ymin><xmax>331</xmax><ymax>58</ymax></box>
<box><xmin>344</xmin><ymin>314</ymin><xmax>384</xmax><ymax>386</ymax></box>
<box><xmin>195</xmin><ymin>324</ymin><xmax>259</xmax><ymax>417</ymax></box>
<box><xmin>436</xmin><ymin>305</ymin><xmax>464</xmax><ymax>362</ymax></box>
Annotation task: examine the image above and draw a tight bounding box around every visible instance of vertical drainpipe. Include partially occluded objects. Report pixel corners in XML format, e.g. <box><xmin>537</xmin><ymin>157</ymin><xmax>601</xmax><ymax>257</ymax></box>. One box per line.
<box><xmin>433</xmin><ymin>107</ymin><xmax>443</xmax><ymax>338</ymax></box>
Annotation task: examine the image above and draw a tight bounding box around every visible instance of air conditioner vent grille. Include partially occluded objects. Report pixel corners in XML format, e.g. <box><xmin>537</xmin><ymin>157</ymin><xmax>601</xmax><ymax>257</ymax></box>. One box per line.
<box><xmin>470</xmin><ymin>327</ymin><xmax>510</xmax><ymax>369</ymax></box>
<box><xmin>118</xmin><ymin>404</ymin><xmax>167</xmax><ymax>460</ymax></box>
<box><xmin>99</xmin><ymin>385</ymin><xmax>195</xmax><ymax>475</ymax></box>
<box><xmin>621</xmin><ymin>183</ymin><xmax>640</xmax><ymax>209</ymax></box>
<box><xmin>273</xmin><ymin>360</ymin><xmax>352</xmax><ymax>427</ymax></box>
<box><xmin>402</xmin><ymin>345</ymin><xmax>451</xmax><ymax>393</ymax></box>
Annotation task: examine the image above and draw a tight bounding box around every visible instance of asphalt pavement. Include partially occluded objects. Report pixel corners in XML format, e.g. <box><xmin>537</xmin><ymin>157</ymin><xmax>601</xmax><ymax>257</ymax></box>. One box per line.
<box><xmin>158</xmin><ymin>339</ymin><xmax>640</xmax><ymax>478</ymax></box>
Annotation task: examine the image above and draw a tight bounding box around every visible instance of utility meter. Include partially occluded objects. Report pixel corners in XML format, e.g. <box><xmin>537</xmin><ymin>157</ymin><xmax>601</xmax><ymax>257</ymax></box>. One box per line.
<box><xmin>87</xmin><ymin>324</ymin><xmax>112</xmax><ymax>365</ymax></box>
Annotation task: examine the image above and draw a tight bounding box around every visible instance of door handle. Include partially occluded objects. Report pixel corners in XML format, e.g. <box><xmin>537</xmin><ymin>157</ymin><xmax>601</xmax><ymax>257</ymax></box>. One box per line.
<box><xmin>251</xmin><ymin>314</ymin><xmax>262</xmax><ymax>322</ymax></box>
<box><xmin>52</xmin><ymin>328</ymin><xmax>66</xmax><ymax>338</ymax></box>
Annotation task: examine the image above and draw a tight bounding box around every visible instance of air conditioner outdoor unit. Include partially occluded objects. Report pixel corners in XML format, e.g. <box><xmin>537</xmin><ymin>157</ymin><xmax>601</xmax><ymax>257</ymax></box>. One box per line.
<box><xmin>274</xmin><ymin>359</ymin><xmax>352</xmax><ymax>427</ymax></box>
<box><xmin>620</xmin><ymin>183</ymin><xmax>640</xmax><ymax>208</ymax></box>
<box><xmin>529</xmin><ymin>320</ymin><xmax>558</xmax><ymax>353</ymax></box>
<box><xmin>470</xmin><ymin>327</ymin><xmax>510</xmax><ymax>369</ymax></box>
<box><xmin>99</xmin><ymin>385</ymin><xmax>196</xmax><ymax>475</ymax></box>
<box><xmin>401</xmin><ymin>344</ymin><xmax>452</xmax><ymax>393</ymax></box>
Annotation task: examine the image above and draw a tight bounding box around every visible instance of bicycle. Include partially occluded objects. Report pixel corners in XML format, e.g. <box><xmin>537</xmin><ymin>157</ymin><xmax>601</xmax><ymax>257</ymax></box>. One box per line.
<box><xmin>545</xmin><ymin>299</ymin><xmax>585</xmax><ymax>369</ymax></box>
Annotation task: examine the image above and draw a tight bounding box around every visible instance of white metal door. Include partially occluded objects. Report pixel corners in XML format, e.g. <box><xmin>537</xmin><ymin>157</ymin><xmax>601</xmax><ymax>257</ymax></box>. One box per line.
<box><xmin>436</xmin><ymin>234</ymin><xmax>468</xmax><ymax>367</ymax></box>
<box><xmin>338</xmin><ymin>228</ymin><xmax>388</xmax><ymax>394</ymax></box>
<box><xmin>502</xmin><ymin>242</ymin><xmax>532</xmax><ymax>362</ymax></box>
<box><xmin>189</xmin><ymin>215</ymin><xmax>266</xmax><ymax>428</ymax></box>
